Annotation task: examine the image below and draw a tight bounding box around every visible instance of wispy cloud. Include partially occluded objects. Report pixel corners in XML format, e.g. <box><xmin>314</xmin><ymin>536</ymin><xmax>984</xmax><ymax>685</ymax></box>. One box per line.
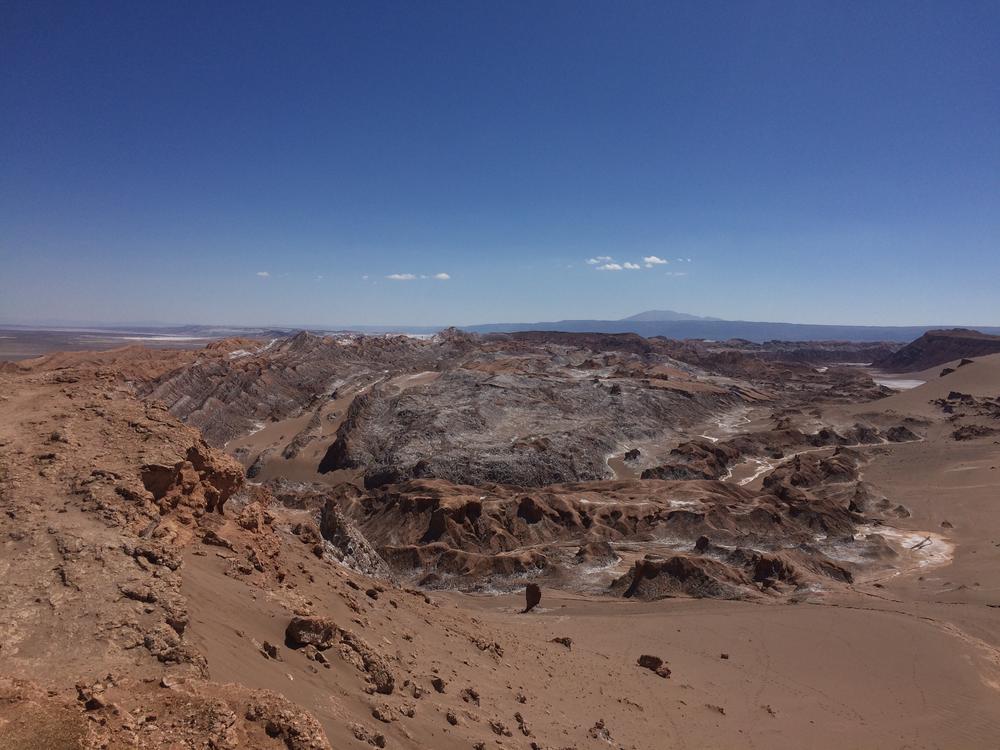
<box><xmin>588</xmin><ymin>256</ymin><xmax>672</xmax><ymax>272</ymax></box>
<box><xmin>665</xmin><ymin>271</ymin><xmax>689</xmax><ymax>277</ymax></box>
<box><xmin>384</xmin><ymin>271</ymin><xmax>451</xmax><ymax>281</ymax></box>
<box><xmin>255</xmin><ymin>271</ymin><xmax>270</xmax><ymax>278</ymax></box>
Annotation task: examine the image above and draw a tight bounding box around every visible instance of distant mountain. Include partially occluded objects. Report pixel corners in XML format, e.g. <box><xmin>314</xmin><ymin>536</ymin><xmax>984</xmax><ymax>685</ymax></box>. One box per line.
<box><xmin>12</xmin><ymin>316</ymin><xmax>1000</xmax><ymax>347</ymax></box>
<box><xmin>872</xmin><ymin>329</ymin><xmax>1000</xmax><ymax>372</ymax></box>
<box><xmin>464</xmin><ymin>317</ymin><xmax>1000</xmax><ymax>343</ymax></box>
<box><xmin>621</xmin><ymin>309</ymin><xmax>720</xmax><ymax>322</ymax></box>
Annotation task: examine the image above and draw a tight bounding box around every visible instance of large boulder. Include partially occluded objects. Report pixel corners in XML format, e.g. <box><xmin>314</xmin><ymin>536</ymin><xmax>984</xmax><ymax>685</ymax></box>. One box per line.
<box><xmin>285</xmin><ymin>617</ymin><xmax>338</xmax><ymax>649</ymax></box>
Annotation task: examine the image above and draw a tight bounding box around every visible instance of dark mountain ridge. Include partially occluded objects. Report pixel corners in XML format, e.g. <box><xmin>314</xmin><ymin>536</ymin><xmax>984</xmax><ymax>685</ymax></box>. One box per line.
<box><xmin>873</xmin><ymin>328</ymin><xmax>1000</xmax><ymax>372</ymax></box>
<box><xmin>464</xmin><ymin>318</ymin><xmax>1000</xmax><ymax>343</ymax></box>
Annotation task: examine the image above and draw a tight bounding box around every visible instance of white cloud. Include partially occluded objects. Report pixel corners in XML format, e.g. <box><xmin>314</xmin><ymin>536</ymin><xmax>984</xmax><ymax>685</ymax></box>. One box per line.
<box><xmin>623</xmin><ymin>262</ymin><xmax>641</xmax><ymax>270</ymax></box>
<box><xmin>643</xmin><ymin>255</ymin><xmax>668</xmax><ymax>267</ymax></box>
<box><xmin>256</xmin><ymin>271</ymin><xmax>270</xmax><ymax>278</ymax></box>
<box><xmin>362</xmin><ymin>274</ymin><xmax>369</xmax><ymax>280</ymax></box>
<box><xmin>665</xmin><ymin>271</ymin><xmax>688</xmax><ymax>277</ymax></box>
<box><xmin>596</xmin><ymin>262</ymin><xmax>623</xmax><ymax>271</ymax></box>
<box><xmin>383</xmin><ymin>272</ymin><xmax>451</xmax><ymax>281</ymax></box>
<box><xmin>586</xmin><ymin>255</ymin><xmax>613</xmax><ymax>265</ymax></box>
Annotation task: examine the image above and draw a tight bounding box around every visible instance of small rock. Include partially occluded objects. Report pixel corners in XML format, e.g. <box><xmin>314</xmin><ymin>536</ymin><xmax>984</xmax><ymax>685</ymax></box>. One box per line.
<box><xmin>515</xmin><ymin>711</ymin><xmax>532</xmax><ymax>736</ymax></box>
<box><xmin>202</xmin><ymin>530</ymin><xmax>235</xmax><ymax>550</ymax></box>
<box><xmin>489</xmin><ymin>719</ymin><xmax>512</xmax><ymax>736</ymax></box>
<box><xmin>371</xmin><ymin>703</ymin><xmax>395</xmax><ymax>723</ymax></box>
<box><xmin>350</xmin><ymin>722</ymin><xmax>387</xmax><ymax>748</ymax></box>
<box><xmin>76</xmin><ymin>683</ymin><xmax>106</xmax><ymax>711</ymax></box>
<box><xmin>637</xmin><ymin>654</ymin><xmax>671</xmax><ymax>678</ymax></box>
<box><xmin>588</xmin><ymin>719</ymin><xmax>611</xmax><ymax>741</ymax></box>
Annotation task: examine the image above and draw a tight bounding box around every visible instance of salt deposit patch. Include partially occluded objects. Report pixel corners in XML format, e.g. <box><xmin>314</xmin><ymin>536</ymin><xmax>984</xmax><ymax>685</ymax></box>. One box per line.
<box><xmin>118</xmin><ymin>335</ymin><xmax>209</xmax><ymax>342</ymax></box>
<box><xmin>874</xmin><ymin>378</ymin><xmax>926</xmax><ymax>390</ymax></box>
<box><xmin>858</xmin><ymin>525</ymin><xmax>954</xmax><ymax>570</ymax></box>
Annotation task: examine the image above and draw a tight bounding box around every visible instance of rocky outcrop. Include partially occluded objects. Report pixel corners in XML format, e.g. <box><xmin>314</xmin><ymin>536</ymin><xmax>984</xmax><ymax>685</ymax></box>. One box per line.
<box><xmin>642</xmin><ymin>423</ymin><xmax>897</xmax><ymax>483</ymax></box>
<box><xmin>317</xmin><ymin>368</ymin><xmax>742</xmax><ymax>487</ymax></box>
<box><xmin>284</xmin><ymin>617</ymin><xmax>395</xmax><ymax>695</ymax></box>
<box><xmin>141</xmin><ymin>443</ymin><xmax>243</xmax><ymax>516</ymax></box>
<box><xmin>615</xmin><ymin>555</ymin><xmax>750</xmax><ymax>600</ymax></box>
<box><xmin>0</xmin><ymin>675</ymin><xmax>333</xmax><ymax>750</ymax></box>
<box><xmin>952</xmin><ymin>424</ymin><xmax>1000</xmax><ymax>441</ymax></box>
<box><xmin>641</xmin><ymin>439</ymin><xmax>741</xmax><ymax>480</ymax></box>
<box><xmin>288</xmin><ymin>438</ymin><xmax>891</xmax><ymax>598</ymax></box>
<box><xmin>145</xmin><ymin>333</ymin><xmax>469</xmax><ymax>446</ymax></box>
<box><xmin>319</xmin><ymin>499</ymin><xmax>394</xmax><ymax>580</ymax></box>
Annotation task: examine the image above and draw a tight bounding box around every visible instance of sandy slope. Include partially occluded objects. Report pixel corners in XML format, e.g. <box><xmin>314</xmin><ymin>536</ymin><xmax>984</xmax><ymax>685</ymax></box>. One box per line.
<box><xmin>868</xmin><ymin>352</ymin><xmax>1000</xmax><ymax>412</ymax></box>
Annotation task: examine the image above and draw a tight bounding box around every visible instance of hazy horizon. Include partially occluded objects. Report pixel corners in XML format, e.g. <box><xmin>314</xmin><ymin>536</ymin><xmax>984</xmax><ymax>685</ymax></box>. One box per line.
<box><xmin>3</xmin><ymin>2</ymin><xmax>998</xmax><ymax>327</ymax></box>
<box><xmin>4</xmin><ymin>307</ymin><xmax>1000</xmax><ymax>332</ymax></box>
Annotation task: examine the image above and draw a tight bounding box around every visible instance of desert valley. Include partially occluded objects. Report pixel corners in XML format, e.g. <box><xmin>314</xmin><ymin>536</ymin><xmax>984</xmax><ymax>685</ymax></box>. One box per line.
<box><xmin>2</xmin><ymin>326</ymin><xmax>1000</xmax><ymax>748</ymax></box>
<box><xmin>4</xmin><ymin>5</ymin><xmax>998</xmax><ymax>747</ymax></box>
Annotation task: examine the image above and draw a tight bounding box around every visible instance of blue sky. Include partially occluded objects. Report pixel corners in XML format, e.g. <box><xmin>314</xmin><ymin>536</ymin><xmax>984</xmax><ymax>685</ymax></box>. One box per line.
<box><xmin>2</xmin><ymin>1</ymin><xmax>998</xmax><ymax>327</ymax></box>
